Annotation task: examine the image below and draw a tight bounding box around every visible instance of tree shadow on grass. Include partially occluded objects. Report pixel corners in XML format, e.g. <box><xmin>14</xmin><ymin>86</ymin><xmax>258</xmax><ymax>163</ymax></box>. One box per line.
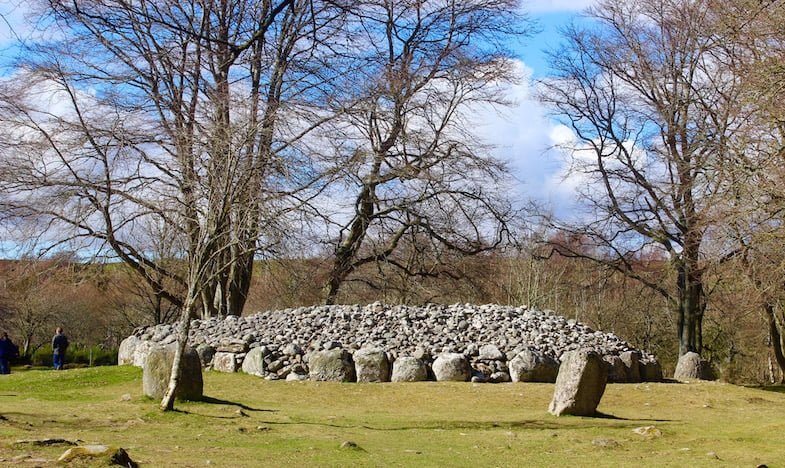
<box><xmin>199</xmin><ymin>396</ymin><xmax>278</xmax><ymax>412</ymax></box>
<box><xmin>748</xmin><ymin>385</ymin><xmax>785</xmax><ymax>395</ymax></box>
<box><xmin>167</xmin><ymin>396</ymin><xmax>279</xmax><ymax>417</ymax></box>
<box><xmin>250</xmin><ymin>416</ymin><xmax>677</xmax><ymax>432</ymax></box>
<box><xmin>593</xmin><ymin>411</ymin><xmax>672</xmax><ymax>422</ymax></box>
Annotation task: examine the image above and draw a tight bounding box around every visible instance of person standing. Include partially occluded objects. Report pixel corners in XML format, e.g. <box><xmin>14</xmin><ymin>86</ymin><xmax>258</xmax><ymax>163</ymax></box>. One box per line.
<box><xmin>0</xmin><ymin>332</ymin><xmax>17</xmax><ymax>374</ymax></box>
<box><xmin>52</xmin><ymin>327</ymin><xmax>69</xmax><ymax>370</ymax></box>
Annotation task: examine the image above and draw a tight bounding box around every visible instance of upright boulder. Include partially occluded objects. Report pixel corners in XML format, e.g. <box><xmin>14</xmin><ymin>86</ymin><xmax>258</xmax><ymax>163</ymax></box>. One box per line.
<box><xmin>619</xmin><ymin>351</ymin><xmax>642</xmax><ymax>383</ymax></box>
<box><xmin>118</xmin><ymin>336</ymin><xmax>140</xmax><ymax>366</ymax></box>
<box><xmin>353</xmin><ymin>348</ymin><xmax>391</xmax><ymax>383</ymax></box>
<box><xmin>432</xmin><ymin>353</ymin><xmax>471</xmax><ymax>382</ymax></box>
<box><xmin>143</xmin><ymin>345</ymin><xmax>203</xmax><ymax>401</ymax></box>
<box><xmin>241</xmin><ymin>346</ymin><xmax>268</xmax><ymax>376</ymax></box>
<box><xmin>548</xmin><ymin>350</ymin><xmax>607</xmax><ymax>417</ymax></box>
<box><xmin>132</xmin><ymin>340</ymin><xmax>155</xmax><ymax>368</ymax></box>
<box><xmin>673</xmin><ymin>352</ymin><xmax>714</xmax><ymax>381</ymax></box>
<box><xmin>509</xmin><ymin>349</ymin><xmax>560</xmax><ymax>383</ymax></box>
<box><xmin>309</xmin><ymin>348</ymin><xmax>356</xmax><ymax>382</ymax></box>
<box><xmin>603</xmin><ymin>355</ymin><xmax>628</xmax><ymax>383</ymax></box>
<box><xmin>640</xmin><ymin>357</ymin><xmax>663</xmax><ymax>382</ymax></box>
<box><xmin>391</xmin><ymin>357</ymin><xmax>429</xmax><ymax>382</ymax></box>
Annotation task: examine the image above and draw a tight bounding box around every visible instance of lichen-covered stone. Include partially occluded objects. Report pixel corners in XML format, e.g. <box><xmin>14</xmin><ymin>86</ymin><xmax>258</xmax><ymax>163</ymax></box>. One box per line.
<box><xmin>309</xmin><ymin>348</ymin><xmax>355</xmax><ymax>382</ymax></box>
<box><xmin>353</xmin><ymin>348</ymin><xmax>390</xmax><ymax>382</ymax></box>
<box><xmin>391</xmin><ymin>357</ymin><xmax>428</xmax><ymax>382</ymax></box>
<box><xmin>142</xmin><ymin>345</ymin><xmax>203</xmax><ymax>401</ymax></box>
<box><xmin>549</xmin><ymin>350</ymin><xmax>607</xmax><ymax>417</ymax></box>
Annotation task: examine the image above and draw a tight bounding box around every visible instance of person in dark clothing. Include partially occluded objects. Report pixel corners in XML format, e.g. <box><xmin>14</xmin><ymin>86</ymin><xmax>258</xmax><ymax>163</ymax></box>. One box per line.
<box><xmin>52</xmin><ymin>327</ymin><xmax>69</xmax><ymax>370</ymax></box>
<box><xmin>0</xmin><ymin>332</ymin><xmax>18</xmax><ymax>374</ymax></box>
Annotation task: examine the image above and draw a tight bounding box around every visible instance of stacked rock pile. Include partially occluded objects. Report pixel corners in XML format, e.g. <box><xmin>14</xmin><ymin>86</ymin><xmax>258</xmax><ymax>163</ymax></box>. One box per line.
<box><xmin>119</xmin><ymin>303</ymin><xmax>662</xmax><ymax>383</ymax></box>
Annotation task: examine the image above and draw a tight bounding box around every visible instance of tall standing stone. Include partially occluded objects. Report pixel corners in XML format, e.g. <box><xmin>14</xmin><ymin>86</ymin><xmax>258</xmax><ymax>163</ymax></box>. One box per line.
<box><xmin>548</xmin><ymin>350</ymin><xmax>607</xmax><ymax>417</ymax></box>
<box><xmin>673</xmin><ymin>352</ymin><xmax>714</xmax><ymax>381</ymax></box>
<box><xmin>118</xmin><ymin>336</ymin><xmax>139</xmax><ymax>366</ymax></box>
<box><xmin>143</xmin><ymin>345</ymin><xmax>203</xmax><ymax>401</ymax></box>
<box><xmin>619</xmin><ymin>351</ymin><xmax>642</xmax><ymax>383</ymax></box>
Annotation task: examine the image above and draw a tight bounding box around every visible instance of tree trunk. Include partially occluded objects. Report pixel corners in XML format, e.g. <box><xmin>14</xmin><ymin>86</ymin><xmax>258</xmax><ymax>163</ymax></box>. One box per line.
<box><xmin>160</xmin><ymin>297</ymin><xmax>196</xmax><ymax>411</ymax></box>
<box><xmin>765</xmin><ymin>301</ymin><xmax>785</xmax><ymax>382</ymax></box>
<box><xmin>676</xmin><ymin>256</ymin><xmax>704</xmax><ymax>356</ymax></box>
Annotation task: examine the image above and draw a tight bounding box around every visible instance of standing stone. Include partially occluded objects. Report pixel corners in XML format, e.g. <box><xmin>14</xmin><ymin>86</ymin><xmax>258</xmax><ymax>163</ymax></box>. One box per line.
<box><xmin>548</xmin><ymin>350</ymin><xmax>607</xmax><ymax>417</ymax></box>
<box><xmin>143</xmin><ymin>345</ymin><xmax>203</xmax><ymax>401</ymax></box>
<box><xmin>509</xmin><ymin>349</ymin><xmax>560</xmax><ymax>383</ymax></box>
<box><xmin>432</xmin><ymin>353</ymin><xmax>471</xmax><ymax>382</ymax></box>
<box><xmin>673</xmin><ymin>352</ymin><xmax>714</xmax><ymax>381</ymax></box>
<box><xmin>640</xmin><ymin>357</ymin><xmax>663</xmax><ymax>382</ymax></box>
<box><xmin>309</xmin><ymin>348</ymin><xmax>356</xmax><ymax>382</ymax></box>
<box><xmin>353</xmin><ymin>348</ymin><xmax>391</xmax><ymax>383</ymax></box>
<box><xmin>241</xmin><ymin>347</ymin><xmax>267</xmax><ymax>376</ymax></box>
<box><xmin>212</xmin><ymin>352</ymin><xmax>239</xmax><ymax>373</ymax></box>
<box><xmin>118</xmin><ymin>336</ymin><xmax>139</xmax><ymax>366</ymax></box>
<box><xmin>132</xmin><ymin>340</ymin><xmax>155</xmax><ymax>368</ymax></box>
<box><xmin>619</xmin><ymin>351</ymin><xmax>642</xmax><ymax>383</ymax></box>
<box><xmin>603</xmin><ymin>355</ymin><xmax>628</xmax><ymax>383</ymax></box>
<box><xmin>391</xmin><ymin>357</ymin><xmax>429</xmax><ymax>382</ymax></box>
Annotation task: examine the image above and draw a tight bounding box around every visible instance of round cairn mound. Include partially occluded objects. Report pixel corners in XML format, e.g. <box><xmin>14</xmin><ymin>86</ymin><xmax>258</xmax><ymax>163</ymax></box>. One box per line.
<box><xmin>120</xmin><ymin>303</ymin><xmax>662</xmax><ymax>383</ymax></box>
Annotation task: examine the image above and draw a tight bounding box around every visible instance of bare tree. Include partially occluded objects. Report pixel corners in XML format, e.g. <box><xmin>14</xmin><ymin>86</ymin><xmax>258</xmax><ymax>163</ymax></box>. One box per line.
<box><xmin>0</xmin><ymin>0</ymin><xmax>344</xmax><ymax>409</ymax></box>
<box><xmin>319</xmin><ymin>0</ymin><xmax>528</xmax><ymax>304</ymax></box>
<box><xmin>538</xmin><ymin>0</ymin><xmax>749</xmax><ymax>357</ymax></box>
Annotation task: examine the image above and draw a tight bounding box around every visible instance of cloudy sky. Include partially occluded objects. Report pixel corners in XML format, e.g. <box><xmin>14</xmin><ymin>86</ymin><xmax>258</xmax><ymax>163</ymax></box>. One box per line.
<box><xmin>0</xmin><ymin>0</ymin><xmax>594</xmax><ymax>214</ymax></box>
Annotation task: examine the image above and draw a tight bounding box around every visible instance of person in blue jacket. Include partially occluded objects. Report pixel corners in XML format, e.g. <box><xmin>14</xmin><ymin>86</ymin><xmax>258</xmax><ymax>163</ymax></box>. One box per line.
<box><xmin>52</xmin><ymin>327</ymin><xmax>69</xmax><ymax>370</ymax></box>
<box><xmin>0</xmin><ymin>332</ymin><xmax>19</xmax><ymax>374</ymax></box>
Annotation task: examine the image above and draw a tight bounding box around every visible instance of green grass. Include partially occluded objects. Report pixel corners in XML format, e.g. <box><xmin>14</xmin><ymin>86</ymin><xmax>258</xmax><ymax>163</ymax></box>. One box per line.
<box><xmin>1</xmin><ymin>367</ymin><xmax>783</xmax><ymax>467</ymax></box>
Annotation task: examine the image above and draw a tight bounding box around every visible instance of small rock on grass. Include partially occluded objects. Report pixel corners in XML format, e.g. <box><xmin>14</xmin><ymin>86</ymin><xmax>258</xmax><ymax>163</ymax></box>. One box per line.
<box><xmin>340</xmin><ymin>441</ymin><xmax>364</xmax><ymax>451</ymax></box>
<box><xmin>632</xmin><ymin>426</ymin><xmax>662</xmax><ymax>439</ymax></box>
<box><xmin>592</xmin><ymin>438</ymin><xmax>619</xmax><ymax>448</ymax></box>
<box><xmin>58</xmin><ymin>445</ymin><xmax>137</xmax><ymax>467</ymax></box>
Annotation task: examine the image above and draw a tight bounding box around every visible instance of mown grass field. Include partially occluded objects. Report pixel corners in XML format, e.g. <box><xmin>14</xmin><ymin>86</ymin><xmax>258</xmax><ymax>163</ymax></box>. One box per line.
<box><xmin>0</xmin><ymin>366</ymin><xmax>782</xmax><ymax>467</ymax></box>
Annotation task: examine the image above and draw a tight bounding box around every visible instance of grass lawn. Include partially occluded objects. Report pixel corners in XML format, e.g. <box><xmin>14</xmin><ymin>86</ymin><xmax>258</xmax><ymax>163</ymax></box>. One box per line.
<box><xmin>0</xmin><ymin>366</ymin><xmax>782</xmax><ymax>467</ymax></box>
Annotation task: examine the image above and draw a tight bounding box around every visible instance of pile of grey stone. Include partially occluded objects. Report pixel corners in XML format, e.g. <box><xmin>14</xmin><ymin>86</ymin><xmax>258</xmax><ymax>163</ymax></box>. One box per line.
<box><xmin>119</xmin><ymin>303</ymin><xmax>662</xmax><ymax>383</ymax></box>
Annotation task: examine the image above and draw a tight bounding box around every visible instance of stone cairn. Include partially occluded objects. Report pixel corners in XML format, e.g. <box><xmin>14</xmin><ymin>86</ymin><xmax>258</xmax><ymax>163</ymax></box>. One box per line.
<box><xmin>119</xmin><ymin>303</ymin><xmax>662</xmax><ymax>384</ymax></box>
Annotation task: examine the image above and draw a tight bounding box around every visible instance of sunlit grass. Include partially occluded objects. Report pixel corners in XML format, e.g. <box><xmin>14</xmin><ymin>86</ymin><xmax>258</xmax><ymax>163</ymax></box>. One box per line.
<box><xmin>1</xmin><ymin>366</ymin><xmax>782</xmax><ymax>466</ymax></box>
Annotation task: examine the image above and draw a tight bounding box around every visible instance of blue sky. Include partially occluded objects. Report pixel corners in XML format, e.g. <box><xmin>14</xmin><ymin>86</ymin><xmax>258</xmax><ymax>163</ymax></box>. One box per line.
<box><xmin>0</xmin><ymin>0</ymin><xmax>593</xmax><ymax>258</ymax></box>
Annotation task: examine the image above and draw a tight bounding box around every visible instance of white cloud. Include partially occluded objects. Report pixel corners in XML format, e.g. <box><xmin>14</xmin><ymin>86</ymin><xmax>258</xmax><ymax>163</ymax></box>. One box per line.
<box><xmin>470</xmin><ymin>60</ymin><xmax>575</xmax><ymax>213</ymax></box>
<box><xmin>524</xmin><ymin>0</ymin><xmax>597</xmax><ymax>13</ymax></box>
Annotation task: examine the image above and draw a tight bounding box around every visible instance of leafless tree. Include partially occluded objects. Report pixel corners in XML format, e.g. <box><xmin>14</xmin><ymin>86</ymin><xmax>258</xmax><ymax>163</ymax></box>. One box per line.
<box><xmin>318</xmin><ymin>0</ymin><xmax>529</xmax><ymax>304</ymax></box>
<box><xmin>538</xmin><ymin>0</ymin><xmax>749</xmax><ymax>357</ymax></box>
<box><xmin>0</xmin><ymin>0</ymin><xmax>344</xmax><ymax>409</ymax></box>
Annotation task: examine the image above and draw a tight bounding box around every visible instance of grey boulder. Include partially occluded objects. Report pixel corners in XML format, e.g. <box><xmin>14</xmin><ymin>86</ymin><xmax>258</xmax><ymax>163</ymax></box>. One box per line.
<box><xmin>118</xmin><ymin>336</ymin><xmax>139</xmax><ymax>366</ymax></box>
<box><xmin>391</xmin><ymin>357</ymin><xmax>429</xmax><ymax>382</ymax></box>
<box><xmin>241</xmin><ymin>346</ymin><xmax>267</xmax><ymax>376</ymax></box>
<box><xmin>143</xmin><ymin>345</ymin><xmax>203</xmax><ymax>401</ymax></box>
<box><xmin>309</xmin><ymin>348</ymin><xmax>356</xmax><ymax>382</ymax></box>
<box><xmin>353</xmin><ymin>348</ymin><xmax>391</xmax><ymax>382</ymax></box>
<box><xmin>673</xmin><ymin>352</ymin><xmax>714</xmax><ymax>381</ymax></box>
<box><xmin>432</xmin><ymin>353</ymin><xmax>471</xmax><ymax>382</ymax></box>
<box><xmin>619</xmin><ymin>351</ymin><xmax>642</xmax><ymax>383</ymax></box>
<box><xmin>212</xmin><ymin>352</ymin><xmax>240</xmax><ymax>373</ymax></box>
<box><xmin>509</xmin><ymin>349</ymin><xmax>560</xmax><ymax>383</ymax></box>
<box><xmin>548</xmin><ymin>350</ymin><xmax>607</xmax><ymax>417</ymax></box>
